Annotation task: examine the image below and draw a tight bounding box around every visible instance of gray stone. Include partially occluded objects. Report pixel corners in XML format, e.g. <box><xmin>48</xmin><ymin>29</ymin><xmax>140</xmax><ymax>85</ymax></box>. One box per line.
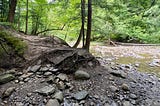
<box><xmin>57</xmin><ymin>81</ymin><xmax>66</xmax><ymax>90</ymax></box>
<box><xmin>90</xmin><ymin>102</ymin><xmax>95</xmax><ymax>106</ymax></box>
<box><xmin>29</xmin><ymin>65</ymin><xmax>41</xmax><ymax>72</ymax></box>
<box><xmin>151</xmin><ymin>101</ymin><xmax>160</xmax><ymax>106</ymax></box>
<box><xmin>36</xmin><ymin>85</ymin><xmax>56</xmax><ymax>96</ymax></box>
<box><xmin>0</xmin><ymin>74</ymin><xmax>15</xmax><ymax>84</ymax></box>
<box><xmin>121</xmin><ymin>83</ymin><xmax>130</xmax><ymax>91</ymax></box>
<box><xmin>46</xmin><ymin>99</ymin><xmax>60</xmax><ymax>106</ymax></box>
<box><xmin>49</xmin><ymin>68</ymin><xmax>58</xmax><ymax>72</ymax></box>
<box><xmin>109</xmin><ymin>86</ymin><xmax>119</xmax><ymax>92</ymax></box>
<box><xmin>15</xmin><ymin>102</ymin><xmax>24</xmax><ymax>106</ymax></box>
<box><xmin>24</xmin><ymin>78</ymin><xmax>30</xmax><ymax>82</ymax></box>
<box><xmin>2</xmin><ymin>87</ymin><xmax>15</xmax><ymax>98</ymax></box>
<box><xmin>56</xmin><ymin>73</ymin><xmax>68</xmax><ymax>81</ymax></box>
<box><xmin>111</xmin><ymin>101</ymin><xmax>118</xmax><ymax>106</ymax></box>
<box><xmin>44</xmin><ymin>72</ymin><xmax>52</xmax><ymax>76</ymax></box>
<box><xmin>20</xmin><ymin>73</ymin><xmax>33</xmax><ymax>79</ymax></box>
<box><xmin>47</xmin><ymin>76</ymin><xmax>55</xmax><ymax>84</ymax></box>
<box><xmin>109</xmin><ymin>70</ymin><xmax>126</xmax><ymax>78</ymax></box>
<box><xmin>74</xmin><ymin>70</ymin><xmax>90</xmax><ymax>80</ymax></box>
<box><xmin>27</xmin><ymin>93</ymin><xmax>32</xmax><ymax>97</ymax></box>
<box><xmin>129</xmin><ymin>94</ymin><xmax>138</xmax><ymax>99</ymax></box>
<box><xmin>73</xmin><ymin>90</ymin><xmax>88</xmax><ymax>100</ymax></box>
<box><xmin>53</xmin><ymin>91</ymin><xmax>63</xmax><ymax>102</ymax></box>
<box><xmin>122</xmin><ymin>101</ymin><xmax>133</xmax><ymax>106</ymax></box>
<box><xmin>40</xmin><ymin>67</ymin><xmax>49</xmax><ymax>72</ymax></box>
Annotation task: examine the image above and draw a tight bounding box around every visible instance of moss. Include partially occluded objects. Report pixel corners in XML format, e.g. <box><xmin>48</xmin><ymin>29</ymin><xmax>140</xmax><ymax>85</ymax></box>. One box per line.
<box><xmin>0</xmin><ymin>31</ymin><xmax>27</xmax><ymax>56</ymax></box>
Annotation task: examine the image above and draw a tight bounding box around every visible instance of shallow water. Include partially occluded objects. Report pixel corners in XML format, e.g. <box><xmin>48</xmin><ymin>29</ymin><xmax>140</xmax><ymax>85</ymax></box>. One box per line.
<box><xmin>90</xmin><ymin>43</ymin><xmax>160</xmax><ymax>77</ymax></box>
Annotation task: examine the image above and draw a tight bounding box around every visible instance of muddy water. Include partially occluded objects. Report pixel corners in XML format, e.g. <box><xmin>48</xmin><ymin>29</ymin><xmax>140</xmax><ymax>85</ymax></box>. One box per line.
<box><xmin>90</xmin><ymin>43</ymin><xmax>160</xmax><ymax>77</ymax></box>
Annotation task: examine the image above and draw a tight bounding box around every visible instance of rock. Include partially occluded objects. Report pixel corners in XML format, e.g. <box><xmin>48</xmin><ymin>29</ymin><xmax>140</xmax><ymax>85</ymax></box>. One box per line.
<box><xmin>40</xmin><ymin>67</ymin><xmax>49</xmax><ymax>72</ymax></box>
<box><xmin>0</xmin><ymin>74</ymin><xmax>15</xmax><ymax>84</ymax></box>
<box><xmin>79</xmin><ymin>100</ymin><xmax>85</xmax><ymax>104</ymax></box>
<box><xmin>2</xmin><ymin>87</ymin><xmax>15</xmax><ymax>98</ymax></box>
<box><xmin>20</xmin><ymin>73</ymin><xmax>33</xmax><ymax>79</ymax></box>
<box><xmin>6</xmin><ymin>69</ymin><xmax>16</xmax><ymax>74</ymax></box>
<box><xmin>14</xmin><ymin>80</ymin><xmax>19</xmax><ymax>83</ymax></box>
<box><xmin>46</xmin><ymin>99</ymin><xmax>60</xmax><ymax>106</ymax></box>
<box><xmin>135</xmin><ymin>63</ymin><xmax>139</xmax><ymax>67</ymax></box>
<box><xmin>109</xmin><ymin>70</ymin><xmax>126</xmax><ymax>78</ymax></box>
<box><xmin>121</xmin><ymin>83</ymin><xmax>130</xmax><ymax>91</ymax></box>
<box><xmin>129</xmin><ymin>94</ymin><xmax>138</xmax><ymax>99</ymax></box>
<box><xmin>24</xmin><ymin>78</ymin><xmax>30</xmax><ymax>82</ymax></box>
<box><xmin>53</xmin><ymin>91</ymin><xmax>63</xmax><ymax>102</ymax></box>
<box><xmin>49</xmin><ymin>68</ymin><xmax>58</xmax><ymax>73</ymax></box>
<box><xmin>36</xmin><ymin>85</ymin><xmax>56</xmax><ymax>96</ymax></box>
<box><xmin>56</xmin><ymin>73</ymin><xmax>68</xmax><ymax>82</ymax></box>
<box><xmin>27</xmin><ymin>93</ymin><xmax>32</xmax><ymax>97</ymax></box>
<box><xmin>122</xmin><ymin>101</ymin><xmax>133</xmax><ymax>106</ymax></box>
<box><xmin>109</xmin><ymin>86</ymin><xmax>119</xmax><ymax>92</ymax></box>
<box><xmin>57</xmin><ymin>81</ymin><xmax>66</xmax><ymax>90</ymax></box>
<box><xmin>44</xmin><ymin>72</ymin><xmax>52</xmax><ymax>76</ymax></box>
<box><xmin>150</xmin><ymin>101</ymin><xmax>160</xmax><ymax>106</ymax></box>
<box><xmin>104</xmin><ymin>103</ymin><xmax>110</xmax><ymax>106</ymax></box>
<box><xmin>73</xmin><ymin>90</ymin><xmax>89</xmax><ymax>100</ymax></box>
<box><xmin>29</xmin><ymin>65</ymin><xmax>41</xmax><ymax>72</ymax></box>
<box><xmin>15</xmin><ymin>102</ymin><xmax>24</xmax><ymax>106</ymax></box>
<box><xmin>47</xmin><ymin>76</ymin><xmax>55</xmax><ymax>84</ymax></box>
<box><xmin>111</xmin><ymin>101</ymin><xmax>118</xmax><ymax>106</ymax></box>
<box><xmin>74</xmin><ymin>70</ymin><xmax>90</xmax><ymax>80</ymax></box>
<box><xmin>90</xmin><ymin>102</ymin><xmax>95</xmax><ymax>106</ymax></box>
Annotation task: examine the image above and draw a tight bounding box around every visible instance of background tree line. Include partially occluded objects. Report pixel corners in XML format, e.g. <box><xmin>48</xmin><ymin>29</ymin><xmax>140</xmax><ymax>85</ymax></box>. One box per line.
<box><xmin>0</xmin><ymin>0</ymin><xmax>160</xmax><ymax>45</ymax></box>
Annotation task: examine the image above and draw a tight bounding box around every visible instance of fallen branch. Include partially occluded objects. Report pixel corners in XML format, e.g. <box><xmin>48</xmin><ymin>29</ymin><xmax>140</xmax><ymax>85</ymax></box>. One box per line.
<box><xmin>37</xmin><ymin>24</ymin><xmax>66</xmax><ymax>35</ymax></box>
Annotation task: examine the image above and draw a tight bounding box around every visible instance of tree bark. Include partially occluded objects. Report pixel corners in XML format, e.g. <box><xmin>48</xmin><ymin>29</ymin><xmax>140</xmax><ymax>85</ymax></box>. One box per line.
<box><xmin>81</xmin><ymin>0</ymin><xmax>86</xmax><ymax>48</ymax></box>
<box><xmin>7</xmin><ymin>0</ymin><xmax>17</xmax><ymax>23</ymax></box>
<box><xmin>84</xmin><ymin>0</ymin><xmax>92</xmax><ymax>52</ymax></box>
<box><xmin>25</xmin><ymin>0</ymin><xmax>29</xmax><ymax>34</ymax></box>
<box><xmin>72</xmin><ymin>26</ymin><xmax>83</xmax><ymax>48</ymax></box>
<box><xmin>73</xmin><ymin>0</ymin><xmax>86</xmax><ymax>48</ymax></box>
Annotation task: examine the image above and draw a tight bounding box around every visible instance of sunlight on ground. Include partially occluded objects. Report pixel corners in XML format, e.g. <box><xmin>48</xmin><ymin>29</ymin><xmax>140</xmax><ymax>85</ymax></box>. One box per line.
<box><xmin>90</xmin><ymin>42</ymin><xmax>160</xmax><ymax>77</ymax></box>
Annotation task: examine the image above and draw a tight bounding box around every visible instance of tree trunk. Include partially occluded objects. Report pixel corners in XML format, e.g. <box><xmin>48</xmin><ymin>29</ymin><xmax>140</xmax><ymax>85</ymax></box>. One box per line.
<box><xmin>73</xmin><ymin>0</ymin><xmax>86</xmax><ymax>48</ymax></box>
<box><xmin>7</xmin><ymin>0</ymin><xmax>17</xmax><ymax>23</ymax></box>
<box><xmin>84</xmin><ymin>0</ymin><xmax>92</xmax><ymax>52</ymax></box>
<box><xmin>81</xmin><ymin>0</ymin><xmax>86</xmax><ymax>48</ymax></box>
<box><xmin>73</xmin><ymin>26</ymin><xmax>83</xmax><ymax>48</ymax></box>
<box><xmin>25</xmin><ymin>0</ymin><xmax>29</xmax><ymax>34</ymax></box>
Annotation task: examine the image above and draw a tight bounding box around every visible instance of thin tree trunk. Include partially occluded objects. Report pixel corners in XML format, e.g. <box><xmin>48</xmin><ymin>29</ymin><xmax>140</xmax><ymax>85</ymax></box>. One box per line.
<box><xmin>81</xmin><ymin>0</ymin><xmax>86</xmax><ymax>48</ymax></box>
<box><xmin>73</xmin><ymin>26</ymin><xmax>83</xmax><ymax>48</ymax></box>
<box><xmin>73</xmin><ymin>0</ymin><xmax>85</xmax><ymax>48</ymax></box>
<box><xmin>7</xmin><ymin>0</ymin><xmax>17</xmax><ymax>23</ymax></box>
<box><xmin>18</xmin><ymin>5</ymin><xmax>21</xmax><ymax>31</ymax></box>
<box><xmin>84</xmin><ymin>0</ymin><xmax>92</xmax><ymax>51</ymax></box>
<box><xmin>25</xmin><ymin>0</ymin><xmax>29</xmax><ymax>34</ymax></box>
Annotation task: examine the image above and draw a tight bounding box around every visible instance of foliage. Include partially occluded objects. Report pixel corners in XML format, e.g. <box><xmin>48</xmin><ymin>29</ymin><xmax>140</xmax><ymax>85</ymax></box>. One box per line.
<box><xmin>0</xmin><ymin>0</ymin><xmax>160</xmax><ymax>43</ymax></box>
<box><xmin>0</xmin><ymin>31</ymin><xmax>27</xmax><ymax>55</ymax></box>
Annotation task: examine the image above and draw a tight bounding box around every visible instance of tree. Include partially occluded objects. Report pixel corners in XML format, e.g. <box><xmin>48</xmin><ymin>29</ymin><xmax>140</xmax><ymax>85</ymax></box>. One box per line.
<box><xmin>7</xmin><ymin>0</ymin><xmax>17</xmax><ymax>23</ymax></box>
<box><xmin>25</xmin><ymin>0</ymin><xmax>29</xmax><ymax>34</ymax></box>
<box><xmin>84</xmin><ymin>0</ymin><xmax>92</xmax><ymax>51</ymax></box>
<box><xmin>73</xmin><ymin>0</ymin><xmax>86</xmax><ymax>48</ymax></box>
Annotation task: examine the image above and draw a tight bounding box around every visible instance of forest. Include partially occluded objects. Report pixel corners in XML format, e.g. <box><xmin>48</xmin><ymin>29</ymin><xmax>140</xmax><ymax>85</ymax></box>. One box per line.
<box><xmin>0</xmin><ymin>0</ymin><xmax>160</xmax><ymax>106</ymax></box>
<box><xmin>1</xmin><ymin>0</ymin><xmax>160</xmax><ymax>44</ymax></box>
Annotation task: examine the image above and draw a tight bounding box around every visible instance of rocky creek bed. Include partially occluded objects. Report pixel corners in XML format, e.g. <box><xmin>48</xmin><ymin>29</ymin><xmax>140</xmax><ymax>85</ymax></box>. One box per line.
<box><xmin>0</xmin><ymin>58</ymin><xmax>160</xmax><ymax>106</ymax></box>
